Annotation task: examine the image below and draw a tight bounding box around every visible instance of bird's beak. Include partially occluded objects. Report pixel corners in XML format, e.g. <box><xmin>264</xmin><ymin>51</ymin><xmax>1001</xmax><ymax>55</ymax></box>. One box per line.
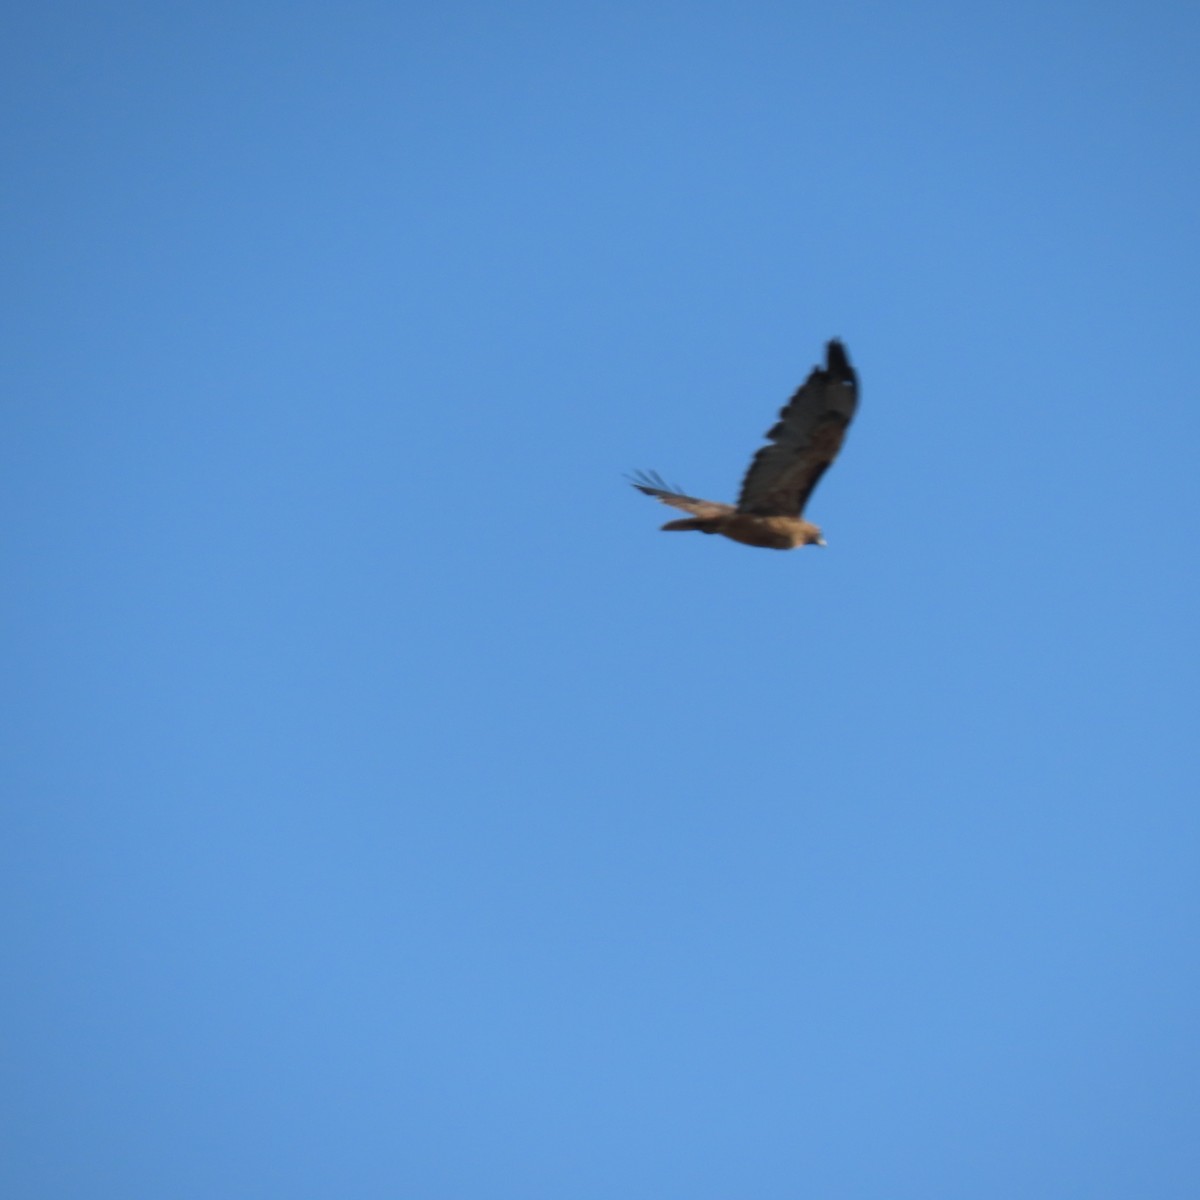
<box><xmin>815</xmin><ymin>536</ymin><xmax>827</xmax><ymax>547</ymax></box>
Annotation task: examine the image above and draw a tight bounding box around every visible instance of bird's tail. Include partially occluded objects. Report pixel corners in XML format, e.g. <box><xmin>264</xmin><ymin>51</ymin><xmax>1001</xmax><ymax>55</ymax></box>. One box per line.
<box><xmin>661</xmin><ymin>518</ymin><xmax>719</xmax><ymax>534</ymax></box>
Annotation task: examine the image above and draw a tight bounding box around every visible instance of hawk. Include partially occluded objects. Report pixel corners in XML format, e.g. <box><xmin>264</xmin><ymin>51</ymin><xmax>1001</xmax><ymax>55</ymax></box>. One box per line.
<box><xmin>630</xmin><ymin>339</ymin><xmax>858</xmax><ymax>551</ymax></box>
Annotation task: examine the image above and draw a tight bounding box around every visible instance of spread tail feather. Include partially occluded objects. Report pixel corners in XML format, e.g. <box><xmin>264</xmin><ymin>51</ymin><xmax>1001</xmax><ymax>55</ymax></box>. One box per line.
<box><xmin>662</xmin><ymin>517</ymin><xmax>719</xmax><ymax>534</ymax></box>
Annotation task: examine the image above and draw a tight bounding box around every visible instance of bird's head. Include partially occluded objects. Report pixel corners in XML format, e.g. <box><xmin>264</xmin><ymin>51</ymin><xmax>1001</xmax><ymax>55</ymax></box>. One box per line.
<box><xmin>804</xmin><ymin>526</ymin><xmax>827</xmax><ymax>548</ymax></box>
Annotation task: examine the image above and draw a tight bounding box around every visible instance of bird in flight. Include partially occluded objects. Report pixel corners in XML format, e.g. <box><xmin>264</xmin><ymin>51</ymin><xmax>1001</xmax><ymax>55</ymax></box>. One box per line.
<box><xmin>630</xmin><ymin>338</ymin><xmax>858</xmax><ymax>551</ymax></box>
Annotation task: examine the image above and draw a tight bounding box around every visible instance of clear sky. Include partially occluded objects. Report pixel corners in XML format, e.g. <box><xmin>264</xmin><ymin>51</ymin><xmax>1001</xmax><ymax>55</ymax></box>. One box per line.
<box><xmin>4</xmin><ymin>2</ymin><xmax>1199</xmax><ymax>1196</ymax></box>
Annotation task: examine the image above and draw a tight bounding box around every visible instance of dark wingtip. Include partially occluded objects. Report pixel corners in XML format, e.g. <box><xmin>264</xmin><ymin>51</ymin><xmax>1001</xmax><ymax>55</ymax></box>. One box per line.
<box><xmin>627</xmin><ymin>469</ymin><xmax>682</xmax><ymax>496</ymax></box>
<box><xmin>825</xmin><ymin>338</ymin><xmax>855</xmax><ymax>383</ymax></box>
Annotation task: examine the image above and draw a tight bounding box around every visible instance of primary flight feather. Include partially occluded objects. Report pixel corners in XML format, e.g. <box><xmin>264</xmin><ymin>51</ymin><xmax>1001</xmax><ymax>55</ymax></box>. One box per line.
<box><xmin>630</xmin><ymin>338</ymin><xmax>859</xmax><ymax>551</ymax></box>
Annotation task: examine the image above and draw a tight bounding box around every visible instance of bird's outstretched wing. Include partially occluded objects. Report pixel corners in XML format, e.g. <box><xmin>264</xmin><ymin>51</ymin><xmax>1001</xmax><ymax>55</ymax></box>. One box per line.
<box><xmin>628</xmin><ymin>470</ymin><xmax>735</xmax><ymax>519</ymax></box>
<box><xmin>736</xmin><ymin>339</ymin><xmax>858</xmax><ymax>518</ymax></box>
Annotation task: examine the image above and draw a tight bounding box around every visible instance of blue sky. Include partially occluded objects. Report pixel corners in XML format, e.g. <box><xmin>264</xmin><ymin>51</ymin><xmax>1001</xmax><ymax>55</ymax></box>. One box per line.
<box><xmin>4</xmin><ymin>2</ymin><xmax>1199</xmax><ymax>1196</ymax></box>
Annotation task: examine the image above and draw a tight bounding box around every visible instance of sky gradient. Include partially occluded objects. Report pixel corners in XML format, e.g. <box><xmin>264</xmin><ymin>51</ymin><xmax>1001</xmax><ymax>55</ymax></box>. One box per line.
<box><xmin>4</xmin><ymin>2</ymin><xmax>1199</xmax><ymax>1197</ymax></box>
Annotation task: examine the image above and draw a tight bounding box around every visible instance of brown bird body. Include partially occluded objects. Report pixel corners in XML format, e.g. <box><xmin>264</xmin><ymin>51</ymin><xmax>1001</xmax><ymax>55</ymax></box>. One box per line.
<box><xmin>660</xmin><ymin>511</ymin><xmax>826</xmax><ymax>550</ymax></box>
<box><xmin>630</xmin><ymin>339</ymin><xmax>858</xmax><ymax>551</ymax></box>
